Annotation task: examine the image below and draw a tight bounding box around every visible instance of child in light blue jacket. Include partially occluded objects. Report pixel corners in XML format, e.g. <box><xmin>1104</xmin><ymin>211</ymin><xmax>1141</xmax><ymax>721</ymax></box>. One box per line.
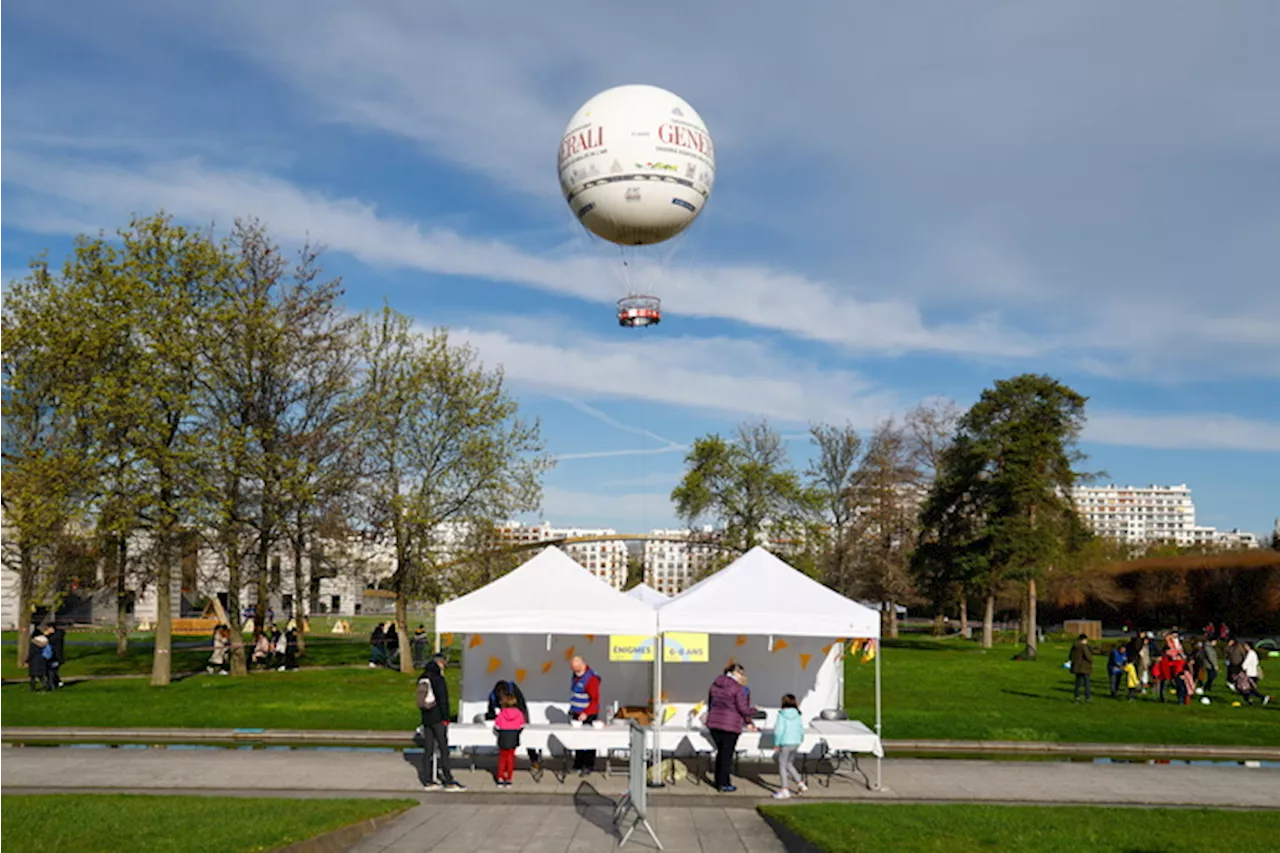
<box><xmin>772</xmin><ymin>694</ymin><xmax>807</xmax><ymax>798</ymax></box>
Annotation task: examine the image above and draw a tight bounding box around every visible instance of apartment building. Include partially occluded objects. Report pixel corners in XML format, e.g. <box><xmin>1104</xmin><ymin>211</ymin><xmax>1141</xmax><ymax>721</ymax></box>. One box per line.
<box><xmin>1070</xmin><ymin>484</ymin><xmax>1258</xmax><ymax>548</ymax></box>
<box><xmin>491</xmin><ymin>521</ymin><xmax>629</xmax><ymax>589</ymax></box>
<box><xmin>642</xmin><ymin>527</ymin><xmax>719</xmax><ymax>597</ymax></box>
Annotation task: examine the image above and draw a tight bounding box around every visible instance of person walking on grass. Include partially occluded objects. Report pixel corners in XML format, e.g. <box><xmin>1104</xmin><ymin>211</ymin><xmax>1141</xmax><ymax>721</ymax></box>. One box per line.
<box><xmin>1237</xmin><ymin>642</ymin><xmax>1272</xmax><ymax>707</ymax></box>
<box><xmin>1068</xmin><ymin>634</ymin><xmax>1093</xmax><ymax>702</ymax></box>
<box><xmin>1225</xmin><ymin>638</ymin><xmax>1246</xmax><ymax>692</ymax></box>
<box><xmin>1198</xmin><ymin>635</ymin><xmax>1219</xmax><ymax>693</ymax></box>
<box><xmin>418</xmin><ymin>654</ymin><xmax>465</xmax><ymax>791</ymax></box>
<box><xmin>771</xmin><ymin>693</ymin><xmax>807</xmax><ymax>800</ymax></box>
<box><xmin>1107</xmin><ymin>643</ymin><xmax>1128</xmax><ymax>699</ymax></box>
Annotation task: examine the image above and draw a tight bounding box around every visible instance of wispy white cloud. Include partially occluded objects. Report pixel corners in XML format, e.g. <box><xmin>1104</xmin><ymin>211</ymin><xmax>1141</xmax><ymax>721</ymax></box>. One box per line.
<box><xmin>555</xmin><ymin>396</ymin><xmax>682</xmax><ymax>453</ymax></box>
<box><xmin>1</xmin><ymin>153</ymin><xmax>1038</xmax><ymax>360</ymax></box>
<box><xmin>1086</xmin><ymin>412</ymin><xmax>1280</xmax><ymax>453</ymax></box>
<box><xmin>449</xmin><ymin>325</ymin><xmax>900</xmax><ymax>427</ymax></box>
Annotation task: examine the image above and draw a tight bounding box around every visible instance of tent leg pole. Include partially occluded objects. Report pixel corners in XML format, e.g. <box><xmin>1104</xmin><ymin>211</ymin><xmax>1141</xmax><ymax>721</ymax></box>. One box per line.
<box><xmin>434</xmin><ymin>632</ymin><xmax>441</xmax><ymax>655</ymax></box>
<box><xmin>874</xmin><ymin>640</ymin><xmax>883</xmax><ymax>791</ymax></box>
<box><xmin>650</xmin><ymin>634</ymin><xmax>664</xmax><ymax>787</ymax></box>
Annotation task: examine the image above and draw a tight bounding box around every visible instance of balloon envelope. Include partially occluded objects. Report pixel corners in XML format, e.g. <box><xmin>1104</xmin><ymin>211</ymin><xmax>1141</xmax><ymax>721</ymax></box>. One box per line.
<box><xmin>558</xmin><ymin>84</ymin><xmax>715</xmax><ymax>246</ymax></box>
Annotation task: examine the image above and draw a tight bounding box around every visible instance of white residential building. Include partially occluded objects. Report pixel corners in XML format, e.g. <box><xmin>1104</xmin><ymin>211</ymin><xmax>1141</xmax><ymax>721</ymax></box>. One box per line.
<box><xmin>1070</xmin><ymin>483</ymin><xmax>1257</xmax><ymax>549</ymax></box>
<box><xmin>492</xmin><ymin>521</ymin><xmax>629</xmax><ymax>589</ymax></box>
<box><xmin>642</xmin><ymin>527</ymin><xmax>719</xmax><ymax>597</ymax></box>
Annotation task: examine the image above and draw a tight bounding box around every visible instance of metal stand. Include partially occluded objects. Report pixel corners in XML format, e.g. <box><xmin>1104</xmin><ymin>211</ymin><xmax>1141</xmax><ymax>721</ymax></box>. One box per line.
<box><xmin>616</xmin><ymin>720</ymin><xmax>662</xmax><ymax>849</ymax></box>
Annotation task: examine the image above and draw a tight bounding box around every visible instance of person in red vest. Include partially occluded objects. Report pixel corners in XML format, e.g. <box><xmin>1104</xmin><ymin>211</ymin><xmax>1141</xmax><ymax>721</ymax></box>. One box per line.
<box><xmin>569</xmin><ymin>656</ymin><xmax>601</xmax><ymax>776</ymax></box>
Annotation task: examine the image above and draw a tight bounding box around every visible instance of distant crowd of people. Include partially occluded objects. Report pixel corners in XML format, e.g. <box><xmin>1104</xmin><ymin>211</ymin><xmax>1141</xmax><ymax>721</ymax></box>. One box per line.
<box><xmin>369</xmin><ymin>621</ymin><xmax>429</xmax><ymax>670</ymax></box>
<box><xmin>206</xmin><ymin>622</ymin><xmax>299</xmax><ymax>674</ymax></box>
<box><xmin>1068</xmin><ymin>623</ymin><xmax>1271</xmax><ymax>707</ymax></box>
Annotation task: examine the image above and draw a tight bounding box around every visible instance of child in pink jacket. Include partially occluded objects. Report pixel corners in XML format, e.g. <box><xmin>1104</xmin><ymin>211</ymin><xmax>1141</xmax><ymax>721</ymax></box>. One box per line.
<box><xmin>493</xmin><ymin>687</ymin><xmax>526</xmax><ymax>786</ymax></box>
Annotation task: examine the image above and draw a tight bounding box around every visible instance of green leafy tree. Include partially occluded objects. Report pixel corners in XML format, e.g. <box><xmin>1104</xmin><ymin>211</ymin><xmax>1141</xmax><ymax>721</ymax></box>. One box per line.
<box><xmin>1</xmin><ymin>261</ymin><xmax>92</xmax><ymax>665</ymax></box>
<box><xmin>671</xmin><ymin>420</ymin><xmax>818</xmax><ymax>575</ymax></box>
<box><xmin>932</xmin><ymin>374</ymin><xmax>1089</xmax><ymax>657</ymax></box>
<box><xmin>72</xmin><ymin>215</ymin><xmax>232</xmax><ymax>685</ymax></box>
<box><xmin>356</xmin><ymin>308</ymin><xmax>551</xmax><ymax>672</ymax></box>
<box><xmin>915</xmin><ymin>435</ymin><xmax>992</xmax><ymax>642</ymax></box>
<box><xmin>201</xmin><ymin>220</ymin><xmax>358</xmax><ymax>671</ymax></box>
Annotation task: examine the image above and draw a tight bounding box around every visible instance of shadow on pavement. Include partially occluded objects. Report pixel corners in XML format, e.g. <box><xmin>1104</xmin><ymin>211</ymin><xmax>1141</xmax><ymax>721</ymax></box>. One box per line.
<box><xmin>572</xmin><ymin>781</ymin><xmax>620</xmax><ymax>839</ymax></box>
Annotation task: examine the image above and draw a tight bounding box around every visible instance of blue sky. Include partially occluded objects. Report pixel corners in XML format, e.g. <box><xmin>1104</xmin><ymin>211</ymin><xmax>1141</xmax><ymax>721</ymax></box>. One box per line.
<box><xmin>3</xmin><ymin>1</ymin><xmax>1278</xmax><ymax>537</ymax></box>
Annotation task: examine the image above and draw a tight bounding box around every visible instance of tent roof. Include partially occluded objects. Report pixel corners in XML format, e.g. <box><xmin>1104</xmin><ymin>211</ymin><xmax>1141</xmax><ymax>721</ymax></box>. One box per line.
<box><xmin>625</xmin><ymin>583</ymin><xmax>669</xmax><ymax>607</ymax></box>
<box><xmin>656</xmin><ymin>546</ymin><xmax>880</xmax><ymax>639</ymax></box>
<box><xmin>435</xmin><ymin>546</ymin><xmax>657</xmax><ymax>635</ymax></box>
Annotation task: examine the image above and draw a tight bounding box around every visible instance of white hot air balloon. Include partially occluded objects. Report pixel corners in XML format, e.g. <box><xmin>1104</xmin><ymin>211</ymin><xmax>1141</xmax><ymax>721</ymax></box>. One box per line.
<box><xmin>557</xmin><ymin>84</ymin><xmax>716</xmax><ymax>327</ymax></box>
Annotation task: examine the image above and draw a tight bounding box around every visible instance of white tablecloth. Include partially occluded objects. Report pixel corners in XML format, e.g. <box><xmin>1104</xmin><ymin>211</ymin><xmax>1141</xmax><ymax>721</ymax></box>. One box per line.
<box><xmin>439</xmin><ymin>719</ymin><xmax>883</xmax><ymax>760</ymax></box>
<box><xmin>675</xmin><ymin>720</ymin><xmax>883</xmax><ymax>759</ymax></box>
<box><xmin>440</xmin><ymin>722</ymin><xmax>633</xmax><ymax>755</ymax></box>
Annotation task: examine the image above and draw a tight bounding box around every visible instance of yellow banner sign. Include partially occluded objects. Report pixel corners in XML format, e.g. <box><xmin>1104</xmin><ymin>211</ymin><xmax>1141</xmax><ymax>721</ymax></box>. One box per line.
<box><xmin>662</xmin><ymin>632</ymin><xmax>709</xmax><ymax>663</ymax></box>
<box><xmin>608</xmin><ymin>633</ymin><xmax>709</xmax><ymax>663</ymax></box>
<box><xmin>609</xmin><ymin>635</ymin><xmax>656</xmax><ymax>662</ymax></box>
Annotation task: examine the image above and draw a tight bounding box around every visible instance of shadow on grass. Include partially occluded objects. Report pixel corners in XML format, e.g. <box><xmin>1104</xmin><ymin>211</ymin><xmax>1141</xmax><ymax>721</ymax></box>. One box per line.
<box><xmin>884</xmin><ymin>638</ymin><xmax>985</xmax><ymax>653</ymax></box>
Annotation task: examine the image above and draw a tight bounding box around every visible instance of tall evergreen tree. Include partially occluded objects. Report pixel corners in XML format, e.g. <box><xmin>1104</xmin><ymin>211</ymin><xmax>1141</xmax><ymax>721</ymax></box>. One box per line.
<box><xmin>923</xmin><ymin>374</ymin><xmax>1089</xmax><ymax>656</ymax></box>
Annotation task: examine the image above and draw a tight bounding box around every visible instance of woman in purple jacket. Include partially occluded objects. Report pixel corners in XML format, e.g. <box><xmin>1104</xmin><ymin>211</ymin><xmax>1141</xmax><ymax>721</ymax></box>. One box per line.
<box><xmin>705</xmin><ymin>663</ymin><xmax>758</xmax><ymax>792</ymax></box>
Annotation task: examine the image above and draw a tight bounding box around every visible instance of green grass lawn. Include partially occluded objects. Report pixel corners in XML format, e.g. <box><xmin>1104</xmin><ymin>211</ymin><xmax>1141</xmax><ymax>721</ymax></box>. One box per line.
<box><xmin>1</xmin><ymin>794</ymin><xmax>415</xmax><ymax>853</ymax></box>
<box><xmin>842</xmin><ymin>636</ymin><xmax>1279</xmax><ymax>747</ymax></box>
<box><xmin>4</xmin><ymin>635</ymin><xmax>1276</xmax><ymax>745</ymax></box>
<box><xmin>1</xmin><ymin>629</ymin><xmax>435</xmax><ymax>679</ymax></box>
<box><xmin>759</xmin><ymin>803</ymin><xmax>1280</xmax><ymax>853</ymax></box>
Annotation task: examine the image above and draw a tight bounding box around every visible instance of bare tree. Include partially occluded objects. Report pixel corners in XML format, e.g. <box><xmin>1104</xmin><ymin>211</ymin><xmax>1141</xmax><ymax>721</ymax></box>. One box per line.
<box><xmin>847</xmin><ymin>420</ymin><xmax>921</xmax><ymax>638</ymax></box>
<box><xmin>805</xmin><ymin>422</ymin><xmax>863</xmax><ymax>597</ymax></box>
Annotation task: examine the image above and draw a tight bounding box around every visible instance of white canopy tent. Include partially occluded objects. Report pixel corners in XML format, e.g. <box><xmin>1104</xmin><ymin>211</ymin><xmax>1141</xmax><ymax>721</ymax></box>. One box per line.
<box><xmin>625</xmin><ymin>583</ymin><xmax>670</xmax><ymax>607</ymax></box>
<box><xmin>435</xmin><ymin>546</ymin><xmax>659</xmax><ymax>723</ymax></box>
<box><xmin>652</xmin><ymin>546</ymin><xmax>884</xmax><ymax>786</ymax></box>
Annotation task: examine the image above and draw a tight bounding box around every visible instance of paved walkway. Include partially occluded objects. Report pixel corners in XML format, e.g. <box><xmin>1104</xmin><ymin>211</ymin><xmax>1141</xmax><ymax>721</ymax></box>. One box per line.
<box><xmin>5</xmin><ymin>746</ymin><xmax>1278</xmax><ymax>851</ymax></box>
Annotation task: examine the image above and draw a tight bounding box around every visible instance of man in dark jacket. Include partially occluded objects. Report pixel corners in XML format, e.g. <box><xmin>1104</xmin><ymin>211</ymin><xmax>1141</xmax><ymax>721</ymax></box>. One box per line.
<box><xmin>1225</xmin><ymin>638</ymin><xmax>1246</xmax><ymax>691</ymax></box>
<box><xmin>1069</xmin><ymin>634</ymin><xmax>1094</xmax><ymax>702</ymax></box>
<box><xmin>419</xmin><ymin>654</ymin><xmax>464</xmax><ymax>790</ymax></box>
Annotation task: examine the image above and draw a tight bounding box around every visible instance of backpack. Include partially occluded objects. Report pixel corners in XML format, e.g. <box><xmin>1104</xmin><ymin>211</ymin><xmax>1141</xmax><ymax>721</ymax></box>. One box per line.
<box><xmin>416</xmin><ymin>676</ymin><xmax>437</xmax><ymax>710</ymax></box>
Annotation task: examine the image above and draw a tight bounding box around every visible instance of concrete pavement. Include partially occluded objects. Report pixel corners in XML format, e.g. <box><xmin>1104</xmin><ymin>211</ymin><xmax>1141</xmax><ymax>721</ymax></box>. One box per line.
<box><xmin>4</xmin><ymin>746</ymin><xmax>1278</xmax><ymax>852</ymax></box>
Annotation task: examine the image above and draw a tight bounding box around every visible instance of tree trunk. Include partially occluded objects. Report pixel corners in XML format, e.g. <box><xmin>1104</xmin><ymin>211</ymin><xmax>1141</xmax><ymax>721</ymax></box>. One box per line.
<box><xmin>115</xmin><ymin>536</ymin><xmax>130</xmax><ymax>656</ymax></box>
<box><xmin>292</xmin><ymin>532</ymin><xmax>307</xmax><ymax>655</ymax></box>
<box><xmin>395</xmin><ymin>592</ymin><xmax>413</xmax><ymax>674</ymax></box>
<box><xmin>982</xmin><ymin>595</ymin><xmax>995</xmax><ymax>648</ymax></box>
<box><xmin>254</xmin><ymin>539</ymin><xmax>269</xmax><ymax>637</ymax></box>
<box><xmin>225</xmin><ymin>524</ymin><xmax>248</xmax><ymax>676</ymax></box>
<box><xmin>1023</xmin><ymin>578</ymin><xmax>1039</xmax><ymax>660</ymax></box>
<box><xmin>150</xmin><ymin>526</ymin><xmax>174</xmax><ymax>687</ymax></box>
<box><xmin>16</xmin><ymin>543</ymin><xmax>35</xmax><ymax>669</ymax></box>
<box><xmin>883</xmin><ymin>600</ymin><xmax>900</xmax><ymax>639</ymax></box>
<box><xmin>959</xmin><ymin>595</ymin><xmax>971</xmax><ymax>640</ymax></box>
